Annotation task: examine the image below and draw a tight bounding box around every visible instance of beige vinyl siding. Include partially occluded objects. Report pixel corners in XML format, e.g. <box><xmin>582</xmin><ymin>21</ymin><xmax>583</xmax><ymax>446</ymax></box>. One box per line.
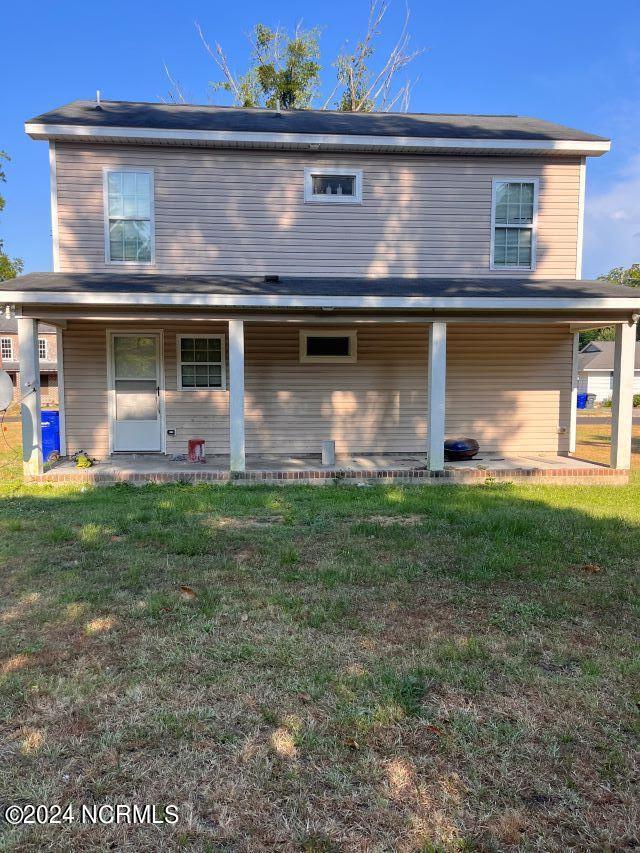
<box><xmin>55</xmin><ymin>144</ymin><xmax>581</xmax><ymax>278</ymax></box>
<box><xmin>447</xmin><ymin>325</ymin><xmax>572</xmax><ymax>453</ymax></box>
<box><xmin>245</xmin><ymin>324</ymin><xmax>427</xmax><ymax>453</ymax></box>
<box><xmin>61</xmin><ymin>320</ymin><xmax>572</xmax><ymax>459</ymax></box>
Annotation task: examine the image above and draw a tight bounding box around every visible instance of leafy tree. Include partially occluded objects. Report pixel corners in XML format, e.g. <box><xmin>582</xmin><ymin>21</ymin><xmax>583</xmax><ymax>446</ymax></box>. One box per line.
<box><xmin>196</xmin><ymin>22</ymin><xmax>321</xmax><ymax>109</ymax></box>
<box><xmin>165</xmin><ymin>3</ymin><xmax>423</xmax><ymax>113</ymax></box>
<box><xmin>579</xmin><ymin>263</ymin><xmax>640</xmax><ymax>347</ymax></box>
<box><xmin>334</xmin><ymin>1</ymin><xmax>423</xmax><ymax>112</ymax></box>
<box><xmin>598</xmin><ymin>263</ymin><xmax>640</xmax><ymax>287</ymax></box>
<box><xmin>0</xmin><ymin>152</ymin><xmax>23</xmax><ymax>282</ymax></box>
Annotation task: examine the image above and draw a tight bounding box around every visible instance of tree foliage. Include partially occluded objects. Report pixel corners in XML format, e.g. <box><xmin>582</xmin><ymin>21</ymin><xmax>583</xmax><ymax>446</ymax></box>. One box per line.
<box><xmin>333</xmin><ymin>1</ymin><xmax>423</xmax><ymax>112</ymax></box>
<box><xmin>164</xmin><ymin>2</ymin><xmax>423</xmax><ymax>113</ymax></box>
<box><xmin>0</xmin><ymin>152</ymin><xmax>23</xmax><ymax>282</ymax></box>
<box><xmin>196</xmin><ymin>22</ymin><xmax>321</xmax><ymax>109</ymax></box>
<box><xmin>579</xmin><ymin>263</ymin><xmax>640</xmax><ymax>347</ymax></box>
<box><xmin>598</xmin><ymin>263</ymin><xmax>640</xmax><ymax>288</ymax></box>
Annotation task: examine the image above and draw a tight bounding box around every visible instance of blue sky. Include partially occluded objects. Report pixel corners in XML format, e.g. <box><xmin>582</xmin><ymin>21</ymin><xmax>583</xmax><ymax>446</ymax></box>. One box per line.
<box><xmin>1</xmin><ymin>0</ymin><xmax>639</xmax><ymax>277</ymax></box>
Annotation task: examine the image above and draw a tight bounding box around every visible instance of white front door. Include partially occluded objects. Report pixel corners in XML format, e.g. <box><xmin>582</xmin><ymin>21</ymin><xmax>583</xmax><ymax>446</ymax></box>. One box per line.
<box><xmin>109</xmin><ymin>332</ymin><xmax>162</xmax><ymax>452</ymax></box>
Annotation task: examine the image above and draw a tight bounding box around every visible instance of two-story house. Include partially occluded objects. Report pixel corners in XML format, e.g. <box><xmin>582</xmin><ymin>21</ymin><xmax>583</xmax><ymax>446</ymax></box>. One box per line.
<box><xmin>0</xmin><ymin>318</ymin><xmax>59</xmax><ymax>406</ymax></box>
<box><xmin>2</xmin><ymin>99</ymin><xmax>639</xmax><ymax>482</ymax></box>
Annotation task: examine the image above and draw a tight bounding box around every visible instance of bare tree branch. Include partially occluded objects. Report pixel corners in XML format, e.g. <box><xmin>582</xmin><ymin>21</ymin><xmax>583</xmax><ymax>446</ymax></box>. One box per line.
<box><xmin>160</xmin><ymin>62</ymin><xmax>189</xmax><ymax>104</ymax></box>
<box><xmin>196</xmin><ymin>20</ymin><xmax>244</xmax><ymax>103</ymax></box>
<box><xmin>333</xmin><ymin>0</ymin><xmax>424</xmax><ymax>112</ymax></box>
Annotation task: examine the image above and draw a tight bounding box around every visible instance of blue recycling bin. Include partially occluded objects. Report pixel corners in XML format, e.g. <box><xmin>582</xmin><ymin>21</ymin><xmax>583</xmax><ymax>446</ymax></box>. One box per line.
<box><xmin>41</xmin><ymin>410</ymin><xmax>60</xmax><ymax>460</ymax></box>
<box><xmin>577</xmin><ymin>393</ymin><xmax>588</xmax><ymax>410</ymax></box>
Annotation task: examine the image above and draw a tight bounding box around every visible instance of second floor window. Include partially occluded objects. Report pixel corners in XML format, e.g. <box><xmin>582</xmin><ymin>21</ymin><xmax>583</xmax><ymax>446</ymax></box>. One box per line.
<box><xmin>39</xmin><ymin>338</ymin><xmax>48</xmax><ymax>360</ymax></box>
<box><xmin>1</xmin><ymin>338</ymin><xmax>13</xmax><ymax>361</ymax></box>
<box><xmin>491</xmin><ymin>179</ymin><xmax>538</xmax><ymax>270</ymax></box>
<box><xmin>304</xmin><ymin>167</ymin><xmax>363</xmax><ymax>204</ymax></box>
<box><xmin>105</xmin><ymin>170</ymin><xmax>153</xmax><ymax>264</ymax></box>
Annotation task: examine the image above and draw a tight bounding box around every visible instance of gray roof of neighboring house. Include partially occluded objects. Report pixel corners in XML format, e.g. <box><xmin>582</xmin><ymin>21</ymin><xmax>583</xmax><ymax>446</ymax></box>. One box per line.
<box><xmin>578</xmin><ymin>340</ymin><xmax>640</xmax><ymax>371</ymax></box>
<box><xmin>2</xmin><ymin>272</ymin><xmax>639</xmax><ymax>300</ymax></box>
<box><xmin>0</xmin><ymin>317</ymin><xmax>57</xmax><ymax>334</ymax></box>
<box><xmin>26</xmin><ymin>100</ymin><xmax>608</xmax><ymax>143</ymax></box>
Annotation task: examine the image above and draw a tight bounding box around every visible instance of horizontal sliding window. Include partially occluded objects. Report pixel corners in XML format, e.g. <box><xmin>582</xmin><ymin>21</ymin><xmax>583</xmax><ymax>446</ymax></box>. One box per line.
<box><xmin>491</xmin><ymin>179</ymin><xmax>538</xmax><ymax>270</ymax></box>
<box><xmin>105</xmin><ymin>170</ymin><xmax>154</xmax><ymax>264</ymax></box>
<box><xmin>300</xmin><ymin>330</ymin><xmax>357</xmax><ymax>363</ymax></box>
<box><xmin>304</xmin><ymin>167</ymin><xmax>362</xmax><ymax>204</ymax></box>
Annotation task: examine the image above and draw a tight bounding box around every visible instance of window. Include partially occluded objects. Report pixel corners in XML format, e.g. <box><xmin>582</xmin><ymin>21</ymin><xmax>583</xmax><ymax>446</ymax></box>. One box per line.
<box><xmin>38</xmin><ymin>338</ymin><xmax>48</xmax><ymax>360</ymax></box>
<box><xmin>104</xmin><ymin>169</ymin><xmax>154</xmax><ymax>263</ymax></box>
<box><xmin>304</xmin><ymin>168</ymin><xmax>362</xmax><ymax>204</ymax></box>
<box><xmin>177</xmin><ymin>335</ymin><xmax>226</xmax><ymax>390</ymax></box>
<box><xmin>0</xmin><ymin>338</ymin><xmax>13</xmax><ymax>361</ymax></box>
<box><xmin>300</xmin><ymin>330</ymin><xmax>357</xmax><ymax>363</ymax></box>
<box><xmin>491</xmin><ymin>179</ymin><xmax>538</xmax><ymax>270</ymax></box>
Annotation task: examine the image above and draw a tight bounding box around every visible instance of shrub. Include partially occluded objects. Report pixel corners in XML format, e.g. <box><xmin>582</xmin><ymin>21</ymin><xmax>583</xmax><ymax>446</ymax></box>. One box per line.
<box><xmin>602</xmin><ymin>398</ymin><xmax>613</xmax><ymax>408</ymax></box>
<box><xmin>634</xmin><ymin>394</ymin><xmax>640</xmax><ymax>408</ymax></box>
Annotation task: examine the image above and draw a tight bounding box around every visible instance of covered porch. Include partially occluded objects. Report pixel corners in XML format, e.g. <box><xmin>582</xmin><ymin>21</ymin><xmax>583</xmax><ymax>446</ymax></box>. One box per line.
<box><xmin>3</xmin><ymin>273</ymin><xmax>639</xmax><ymax>485</ymax></box>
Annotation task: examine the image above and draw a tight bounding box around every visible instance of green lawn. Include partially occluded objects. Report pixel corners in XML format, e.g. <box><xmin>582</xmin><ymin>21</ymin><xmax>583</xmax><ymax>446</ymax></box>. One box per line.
<box><xmin>0</xmin><ymin>456</ymin><xmax>639</xmax><ymax>850</ymax></box>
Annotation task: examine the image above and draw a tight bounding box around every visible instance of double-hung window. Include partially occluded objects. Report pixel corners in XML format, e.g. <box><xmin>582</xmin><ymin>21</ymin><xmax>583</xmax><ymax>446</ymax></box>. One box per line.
<box><xmin>491</xmin><ymin>179</ymin><xmax>538</xmax><ymax>270</ymax></box>
<box><xmin>105</xmin><ymin>169</ymin><xmax>154</xmax><ymax>264</ymax></box>
<box><xmin>177</xmin><ymin>335</ymin><xmax>226</xmax><ymax>390</ymax></box>
<box><xmin>38</xmin><ymin>338</ymin><xmax>48</xmax><ymax>360</ymax></box>
<box><xmin>0</xmin><ymin>338</ymin><xmax>13</xmax><ymax>361</ymax></box>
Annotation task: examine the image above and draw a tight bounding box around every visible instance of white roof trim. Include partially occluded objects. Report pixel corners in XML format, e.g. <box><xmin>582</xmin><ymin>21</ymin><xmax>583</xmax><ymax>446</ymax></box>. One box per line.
<box><xmin>24</xmin><ymin>123</ymin><xmax>611</xmax><ymax>156</ymax></box>
<box><xmin>2</xmin><ymin>289</ymin><xmax>639</xmax><ymax>311</ymax></box>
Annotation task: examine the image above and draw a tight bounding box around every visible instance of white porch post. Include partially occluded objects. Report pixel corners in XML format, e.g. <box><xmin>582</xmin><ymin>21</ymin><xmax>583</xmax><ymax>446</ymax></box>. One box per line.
<box><xmin>18</xmin><ymin>317</ymin><xmax>43</xmax><ymax>477</ymax></box>
<box><xmin>228</xmin><ymin>319</ymin><xmax>246</xmax><ymax>472</ymax></box>
<box><xmin>427</xmin><ymin>321</ymin><xmax>447</xmax><ymax>471</ymax></box>
<box><xmin>610</xmin><ymin>321</ymin><xmax>636</xmax><ymax>470</ymax></box>
<box><xmin>569</xmin><ymin>332</ymin><xmax>579</xmax><ymax>454</ymax></box>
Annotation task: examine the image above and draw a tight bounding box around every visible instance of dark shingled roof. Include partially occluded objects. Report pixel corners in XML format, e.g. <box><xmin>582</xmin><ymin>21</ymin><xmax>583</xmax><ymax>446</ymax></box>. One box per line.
<box><xmin>0</xmin><ymin>316</ymin><xmax>57</xmax><ymax>334</ymax></box>
<box><xmin>27</xmin><ymin>100</ymin><xmax>608</xmax><ymax>143</ymax></box>
<box><xmin>2</xmin><ymin>273</ymin><xmax>638</xmax><ymax>301</ymax></box>
<box><xmin>579</xmin><ymin>340</ymin><xmax>640</xmax><ymax>371</ymax></box>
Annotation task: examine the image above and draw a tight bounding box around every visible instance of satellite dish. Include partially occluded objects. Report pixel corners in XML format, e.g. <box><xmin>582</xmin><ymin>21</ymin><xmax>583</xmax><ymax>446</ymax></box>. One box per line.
<box><xmin>0</xmin><ymin>370</ymin><xmax>14</xmax><ymax>411</ymax></box>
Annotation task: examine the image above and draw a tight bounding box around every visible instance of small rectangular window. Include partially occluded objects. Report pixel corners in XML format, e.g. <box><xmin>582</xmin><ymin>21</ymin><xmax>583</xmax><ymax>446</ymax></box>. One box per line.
<box><xmin>304</xmin><ymin>168</ymin><xmax>362</xmax><ymax>204</ymax></box>
<box><xmin>38</xmin><ymin>339</ymin><xmax>48</xmax><ymax>360</ymax></box>
<box><xmin>177</xmin><ymin>335</ymin><xmax>226</xmax><ymax>390</ymax></box>
<box><xmin>0</xmin><ymin>338</ymin><xmax>13</xmax><ymax>361</ymax></box>
<box><xmin>104</xmin><ymin>169</ymin><xmax>154</xmax><ymax>264</ymax></box>
<box><xmin>300</xmin><ymin>330</ymin><xmax>357</xmax><ymax>363</ymax></box>
<box><xmin>491</xmin><ymin>179</ymin><xmax>538</xmax><ymax>269</ymax></box>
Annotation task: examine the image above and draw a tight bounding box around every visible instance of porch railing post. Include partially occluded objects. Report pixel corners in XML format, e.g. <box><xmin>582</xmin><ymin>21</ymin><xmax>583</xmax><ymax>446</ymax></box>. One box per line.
<box><xmin>18</xmin><ymin>317</ymin><xmax>43</xmax><ymax>477</ymax></box>
<box><xmin>610</xmin><ymin>320</ymin><xmax>636</xmax><ymax>470</ymax></box>
<box><xmin>427</xmin><ymin>321</ymin><xmax>447</xmax><ymax>471</ymax></box>
<box><xmin>569</xmin><ymin>331</ymin><xmax>579</xmax><ymax>454</ymax></box>
<box><xmin>228</xmin><ymin>319</ymin><xmax>246</xmax><ymax>472</ymax></box>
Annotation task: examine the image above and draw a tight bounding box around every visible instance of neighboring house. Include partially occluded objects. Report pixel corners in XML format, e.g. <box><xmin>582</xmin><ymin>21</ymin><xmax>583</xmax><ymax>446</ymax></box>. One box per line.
<box><xmin>578</xmin><ymin>340</ymin><xmax>640</xmax><ymax>403</ymax></box>
<box><xmin>1</xmin><ymin>98</ymin><xmax>640</xmax><ymax>479</ymax></box>
<box><xmin>0</xmin><ymin>318</ymin><xmax>58</xmax><ymax>406</ymax></box>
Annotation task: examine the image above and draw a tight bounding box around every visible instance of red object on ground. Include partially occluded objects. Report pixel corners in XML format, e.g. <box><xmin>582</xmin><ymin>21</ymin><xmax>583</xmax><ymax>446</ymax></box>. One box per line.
<box><xmin>188</xmin><ymin>438</ymin><xmax>206</xmax><ymax>463</ymax></box>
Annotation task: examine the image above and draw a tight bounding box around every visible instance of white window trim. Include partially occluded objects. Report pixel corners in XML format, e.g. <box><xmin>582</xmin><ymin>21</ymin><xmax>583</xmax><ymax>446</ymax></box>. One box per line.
<box><xmin>176</xmin><ymin>334</ymin><xmax>227</xmax><ymax>391</ymax></box>
<box><xmin>299</xmin><ymin>329</ymin><xmax>358</xmax><ymax>363</ymax></box>
<box><xmin>103</xmin><ymin>167</ymin><xmax>155</xmax><ymax>266</ymax></box>
<box><xmin>304</xmin><ymin>167</ymin><xmax>363</xmax><ymax>204</ymax></box>
<box><xmin>0</xmin><ymin>338</ymin><xmax>13</xmax><ymax>361</ymax></box>
<box><xmin>490</xmin><ymin>177</ymin><xmax>539</xmax><ymax>271</ymax></box>
<box><xmin>38</xmin><ymin>338</ymin><xmax>48</xmax><ymax>360</ymax></box>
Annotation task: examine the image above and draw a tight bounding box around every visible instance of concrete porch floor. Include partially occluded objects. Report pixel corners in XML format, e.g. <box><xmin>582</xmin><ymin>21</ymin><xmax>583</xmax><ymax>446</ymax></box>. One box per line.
<box><xmin>35</xmin><ymin>452</ymin><xmax>628</xmax><ymax>485</ymax></box>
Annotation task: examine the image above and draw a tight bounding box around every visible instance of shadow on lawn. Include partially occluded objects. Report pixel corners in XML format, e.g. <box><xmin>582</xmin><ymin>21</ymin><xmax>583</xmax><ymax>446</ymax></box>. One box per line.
<box><xmin>1</xmin><ymin>481</ymin><xmax>639</xmax><ymax>593</ymax></box>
